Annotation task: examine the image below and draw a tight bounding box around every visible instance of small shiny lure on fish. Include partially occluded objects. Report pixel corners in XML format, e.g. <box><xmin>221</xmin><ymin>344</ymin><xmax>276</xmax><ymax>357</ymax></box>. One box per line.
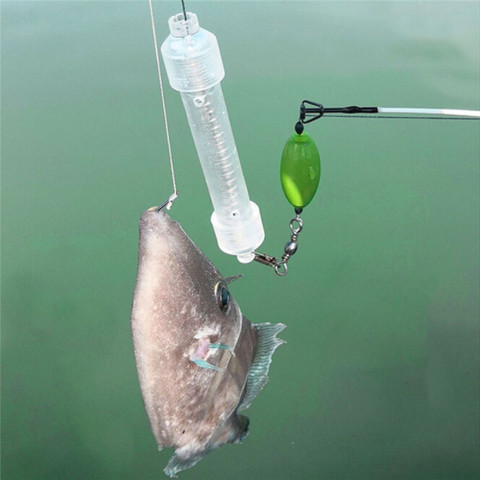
<box><xmin>131</xmin><ymin>207</ymin><xmax>286</xmax><ymax>477</ymax></box>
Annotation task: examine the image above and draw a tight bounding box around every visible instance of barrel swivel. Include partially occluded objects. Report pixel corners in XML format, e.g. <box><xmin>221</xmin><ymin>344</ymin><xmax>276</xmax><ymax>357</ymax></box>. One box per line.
<box><xmin>253</xmin><ymin>208</ymin><xmax>303</xmax><ymax>276</ymax></box>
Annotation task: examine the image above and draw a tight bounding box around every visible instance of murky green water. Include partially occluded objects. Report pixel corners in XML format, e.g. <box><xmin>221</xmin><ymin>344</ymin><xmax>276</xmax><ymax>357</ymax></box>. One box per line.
<box><xmin>2</xmin><ymin>1</ymin><xmax>479</xmax><ymax>479</ymax></box>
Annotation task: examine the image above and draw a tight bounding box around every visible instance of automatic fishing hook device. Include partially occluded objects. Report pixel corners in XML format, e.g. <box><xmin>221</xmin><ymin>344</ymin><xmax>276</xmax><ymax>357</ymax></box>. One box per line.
<box><xmin>149</xmin><ymin>1</ymin><xmax>480</xmax><ymax>276</ymax></box>
<box><xmin>156</xmin><ymin>4</ymin><xmax>318</xmax><ymax>274</ymax></box>
<box><xmin>160</xmin><ymin>9</ymin><xmax>264</xmax><ymax>264</ymax></box>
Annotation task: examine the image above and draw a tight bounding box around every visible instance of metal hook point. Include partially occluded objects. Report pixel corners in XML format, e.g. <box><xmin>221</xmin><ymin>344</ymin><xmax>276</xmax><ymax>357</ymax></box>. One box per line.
<box><xmin>156</xmin><ymin>192</ymin><xmax>179</xmax><ymax>212</ymax></box>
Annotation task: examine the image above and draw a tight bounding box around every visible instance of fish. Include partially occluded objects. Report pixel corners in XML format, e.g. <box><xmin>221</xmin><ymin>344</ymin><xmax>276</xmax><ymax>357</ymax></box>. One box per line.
<box><xmin>131</xmin><ymin>207</ymin><xmax>286</xmax><ymax>477</ymax></box>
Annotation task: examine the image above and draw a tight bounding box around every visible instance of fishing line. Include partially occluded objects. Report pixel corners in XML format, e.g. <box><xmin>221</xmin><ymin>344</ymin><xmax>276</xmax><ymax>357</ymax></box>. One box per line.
<box><xmin>181</xmin><ymin>0</ymin><xmax>187</xmax><ymax>21</ymax></box>
<box><xmin>148</xmin><ymin>0</ymin><xmax>178</xmax><ymax>209</ymax></box>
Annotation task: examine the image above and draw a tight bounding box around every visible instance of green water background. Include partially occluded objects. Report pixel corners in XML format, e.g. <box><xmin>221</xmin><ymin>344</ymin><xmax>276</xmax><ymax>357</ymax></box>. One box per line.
<box><xmin>2</xmin><ymin>1</ymin><xmax>479</xmax><ymax>479</ymax></box>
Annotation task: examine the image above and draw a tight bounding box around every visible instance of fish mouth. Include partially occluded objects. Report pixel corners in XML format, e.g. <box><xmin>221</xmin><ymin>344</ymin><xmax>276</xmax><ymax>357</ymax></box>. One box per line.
<box><xmin>139</xmin><ymin>206</ymin><xmax>175</xmax><ymax>231</ymax></box>
<box><xmin>137</xmin><ymin>208</ymin><xmax>189</xmax><ymax>256</ymax></box>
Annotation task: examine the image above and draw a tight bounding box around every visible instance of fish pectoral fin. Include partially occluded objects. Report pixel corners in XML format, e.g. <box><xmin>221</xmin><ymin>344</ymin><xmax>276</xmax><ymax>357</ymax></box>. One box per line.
<box><xmin>234</xmin><ymin>414</ymin><xmax>250</xmax><ymax>443</ymax></box>
<box><xmin>228</xmin><ymin>414</ymin><xmax>250</xmax><ymax>444</ymax></box>
<box><xmin>238</xmin><ymin>322</ymin><xmax>286</xmax><ymax>412</ymax></box>
<box><xmin>209</xmin><ymin>413</ymin><xmax>251</xmax><ymax>449</ymax></box>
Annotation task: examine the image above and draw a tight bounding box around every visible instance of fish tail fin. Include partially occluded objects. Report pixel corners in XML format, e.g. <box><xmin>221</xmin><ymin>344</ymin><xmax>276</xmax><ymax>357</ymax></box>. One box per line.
<box><xmin>238</xmin><ymin>322</ymin><xmax>286</xmax><ymax>411</ymax></box>
<box><xmin>164</xmin><ymin>450</ymin><xmax>205</xmax><ymax>478</ymax></box>
<box><xmin>164</xmin><ymin>412</ymin><xmax>251</xmax><ymax>477</ymax></box>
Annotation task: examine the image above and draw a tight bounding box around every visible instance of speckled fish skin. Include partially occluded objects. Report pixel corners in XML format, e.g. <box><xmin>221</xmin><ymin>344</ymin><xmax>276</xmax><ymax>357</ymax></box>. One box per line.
<box><xmin>131</xmin><ymin>207</ymin><xmax>285</xmax><ymax>477</ymax></box>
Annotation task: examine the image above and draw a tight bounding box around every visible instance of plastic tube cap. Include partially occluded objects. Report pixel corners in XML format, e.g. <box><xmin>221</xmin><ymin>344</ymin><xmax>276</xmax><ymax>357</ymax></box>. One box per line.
<box><xmin>161</xmin><ymin>12</ymin><xmax>225</xmax><ymax>92</ymax></box>
<box><xmin>211</xmin><ymin>201</ymin><xmax>265</xmax><ymax>263</ymax></box>
<box><xmin>168</xmin><ymin>12</ymin><xmax>200</xmax><ymax>38</ymax></box>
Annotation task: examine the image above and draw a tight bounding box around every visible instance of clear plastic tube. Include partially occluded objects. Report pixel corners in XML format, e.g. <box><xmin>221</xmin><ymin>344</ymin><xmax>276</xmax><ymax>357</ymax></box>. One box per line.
<box><xmin>161</xmin><ymin>12</ymin><xmax>264</xmax><ymax>263</ymax></box>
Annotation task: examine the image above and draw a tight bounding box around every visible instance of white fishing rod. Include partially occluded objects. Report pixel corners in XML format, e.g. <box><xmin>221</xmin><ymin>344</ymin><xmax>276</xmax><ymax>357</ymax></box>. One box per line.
<box><xmin>377</xmin><ymin>107</ymin><xmax>480</xmax><ymax>117</ymax></box>
<box><xmin>298</xmin><ymin>101</ymin><xmax>480</xmax><ymax>126</ymax></box>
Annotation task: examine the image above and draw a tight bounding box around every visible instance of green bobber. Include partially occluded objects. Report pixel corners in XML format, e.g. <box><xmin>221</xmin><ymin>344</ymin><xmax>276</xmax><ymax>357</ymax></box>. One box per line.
<box><xmin>280</xmin><ymin>129</ymin><xmax>321</xmax><ymax>208</ymax></box>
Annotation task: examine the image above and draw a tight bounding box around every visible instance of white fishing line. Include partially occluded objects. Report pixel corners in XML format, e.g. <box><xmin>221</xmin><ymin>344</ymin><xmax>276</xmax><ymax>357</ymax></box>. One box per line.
<box><xmin>148</xmin><ymin>0</ymin><xmax>178</xmax><ymax>208</ymax></box>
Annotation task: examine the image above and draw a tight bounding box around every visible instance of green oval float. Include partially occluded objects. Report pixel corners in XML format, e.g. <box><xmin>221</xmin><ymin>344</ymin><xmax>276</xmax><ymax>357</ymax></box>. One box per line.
<box><xmin>280</xmin><ymin>132</ymin><xmax>321</xmax><ymax>208</ymax></box>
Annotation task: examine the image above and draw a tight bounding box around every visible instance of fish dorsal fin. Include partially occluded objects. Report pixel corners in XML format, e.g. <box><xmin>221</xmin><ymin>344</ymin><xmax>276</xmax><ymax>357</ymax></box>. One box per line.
<box><xmin>238</xmin><ymin>322</ymin><xmax>286</xmax><ymax>412</ymax></box>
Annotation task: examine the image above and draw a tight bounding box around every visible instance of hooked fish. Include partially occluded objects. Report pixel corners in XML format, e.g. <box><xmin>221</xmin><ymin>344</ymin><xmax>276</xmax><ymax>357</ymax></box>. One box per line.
<box><xmin>131</xmin><ymin>207</ymin><xmax>286</xmax><ymax>477</ymax></box>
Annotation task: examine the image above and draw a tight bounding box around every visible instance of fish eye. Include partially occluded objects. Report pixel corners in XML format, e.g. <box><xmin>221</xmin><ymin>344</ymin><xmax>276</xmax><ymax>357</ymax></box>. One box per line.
<box><xmin>215</xmin><ymin>281</ymin><xmax>230</xmax><ymax>313</ymax></box>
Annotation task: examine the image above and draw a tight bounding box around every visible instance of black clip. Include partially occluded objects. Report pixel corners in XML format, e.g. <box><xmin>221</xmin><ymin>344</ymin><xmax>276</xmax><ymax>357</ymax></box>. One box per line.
<box><xmin>300</xmin><ymin>100</ymin><xmax>325</xmax><ymax>124</ymax></box>
<box><xmin>295</xmin><ymin>101</ymin><xmax>380</xmax><ymax>132</ymax></box>
<box><xmin>295</xmin><ymin>101</ymin><xmax>324</xmax><ymax>134</ymax></box>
